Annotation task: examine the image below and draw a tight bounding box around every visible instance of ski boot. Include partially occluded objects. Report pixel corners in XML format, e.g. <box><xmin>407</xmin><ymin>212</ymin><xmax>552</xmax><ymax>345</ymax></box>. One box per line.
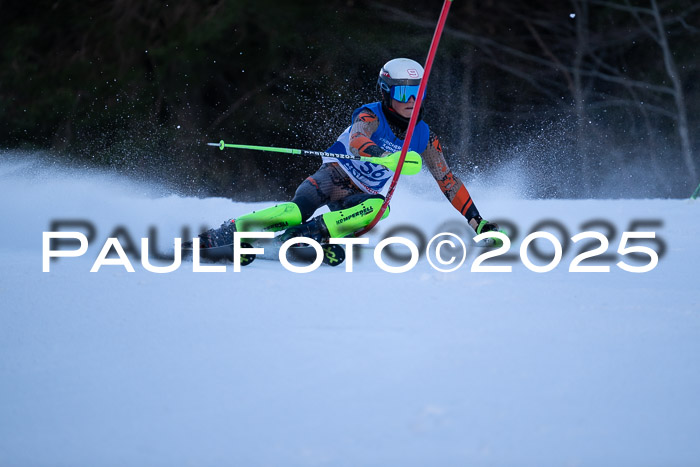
<box><xmin>278</xmin><ymin>216</ymin><xmax>346</xmax><ymax>267</ymax></box>
<box><xmin>183</xmin><ymin>219</ymin><xmax>237</xmax><ymax>249</ymax></box>
<box><xmin>278</xmin><ymin>215</ymin><xmax>330</xmax><ymax>244</ymax></box>
<box><xmin>182</xmin><ymin>219</ymin><xmax>255</xmax><ymax>264</ymax></box>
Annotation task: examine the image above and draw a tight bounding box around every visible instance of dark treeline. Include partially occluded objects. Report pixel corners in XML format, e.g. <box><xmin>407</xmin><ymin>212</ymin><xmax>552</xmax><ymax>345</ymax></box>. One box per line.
<box><xmin>1</xmin><ymin>0</ymin><xmax>698</xmax><ymax>198</ymax></box>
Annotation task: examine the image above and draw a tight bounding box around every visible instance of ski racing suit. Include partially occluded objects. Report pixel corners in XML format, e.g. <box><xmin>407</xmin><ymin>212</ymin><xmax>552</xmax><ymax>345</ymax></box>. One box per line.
<box><xmin>231</xmin><ymin>101</ymin><xmax>488</xmax><ymax>241</ymax></box>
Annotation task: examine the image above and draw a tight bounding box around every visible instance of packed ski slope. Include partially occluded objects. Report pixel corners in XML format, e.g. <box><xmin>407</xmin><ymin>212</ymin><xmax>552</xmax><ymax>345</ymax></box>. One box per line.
<box><xmin>1</xmin><ymin>155</ymin><xmax>699</xmax><ymax>466</ymax></box>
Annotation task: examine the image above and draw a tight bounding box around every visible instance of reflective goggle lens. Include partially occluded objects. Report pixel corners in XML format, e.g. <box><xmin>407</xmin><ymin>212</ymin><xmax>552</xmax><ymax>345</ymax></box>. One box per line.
<box><xmin>390</xmin><ymin>85</ymin><xmax>424</xmax><ymax>103</ymax></box>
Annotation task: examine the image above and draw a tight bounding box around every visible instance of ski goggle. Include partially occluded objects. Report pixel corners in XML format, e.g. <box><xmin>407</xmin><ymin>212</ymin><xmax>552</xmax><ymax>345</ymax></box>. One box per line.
<box><xmin>381</xmin><ymin>82</ymin><xmax>426</xmax><ymax>103</ymax></box>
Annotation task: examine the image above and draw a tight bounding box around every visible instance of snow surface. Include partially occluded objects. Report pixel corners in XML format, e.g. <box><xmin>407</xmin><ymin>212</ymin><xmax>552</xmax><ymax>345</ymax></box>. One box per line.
<box><xmin>1</xmin><ymin>155</ymin><xmax>699</xmax><ymax>466</ymax></box>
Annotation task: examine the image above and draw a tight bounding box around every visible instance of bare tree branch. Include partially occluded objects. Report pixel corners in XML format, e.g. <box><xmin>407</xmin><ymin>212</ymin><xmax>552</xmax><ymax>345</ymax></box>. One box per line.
<box><xmin>588</xmin><ymin>98</ymin><xmax>677</xmax><ymax>119</ymax></box>
<box><xmin>649</xmin><ymin>0</ymin><xmax>698</xmax><ymax>180</ymax></box>
<box><xmin>587</xmin><ymin>0</ymin><xmax>653</xmax><ymax>15</ymax></box>
<box><xmin>624</xmin><ymin>0</ymin><xmax>660</xmax><ymax>45</ymax></box>
<box><xmin>369</xmin><ymin>0</ymin><xmax>676</xmax><ymax>97</ymax></box>
<box><xmin>524</xmin><ymin>19</ymin><xmax>576</xmax><ymax>94</ymax></box>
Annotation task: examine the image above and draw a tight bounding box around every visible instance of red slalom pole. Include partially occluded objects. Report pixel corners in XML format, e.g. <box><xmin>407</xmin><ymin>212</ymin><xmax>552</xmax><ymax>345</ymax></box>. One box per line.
<box><xmin>355</xmin><ymin>0</ymin><xmax>453</xmax><ymax>237</ymax></box>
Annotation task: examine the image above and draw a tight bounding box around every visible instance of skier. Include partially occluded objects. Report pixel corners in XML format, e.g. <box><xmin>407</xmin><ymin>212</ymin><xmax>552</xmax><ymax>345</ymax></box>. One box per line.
<box><xmin>195</xmin><ymin>58</ymin><xmax>500</xmax><ymax>249</ymax></box>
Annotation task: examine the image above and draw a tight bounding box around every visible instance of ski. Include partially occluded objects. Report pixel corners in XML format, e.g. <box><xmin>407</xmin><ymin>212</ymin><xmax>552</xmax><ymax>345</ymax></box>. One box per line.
<box><xmin>259</xmin><ymin>241</ymin><xmax>346</xmax><ymax>267</ymax></box>
<box><xmin>181</xmin><ymin>242</ymin><xmax>256</xmax><ymax>265</ymax></box>
<box><xmin>474</xmin><ymin>236</ymin><xmax>503</xmax><ymax>248</ymax></box>
<box><xmin>182</xmin><ymin>240</ymin><xmax>345</xmax><ymax>267</ymax></box>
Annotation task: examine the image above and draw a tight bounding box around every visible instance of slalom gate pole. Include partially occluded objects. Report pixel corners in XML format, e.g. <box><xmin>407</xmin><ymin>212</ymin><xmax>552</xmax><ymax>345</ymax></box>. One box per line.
<box><xmin>691</xmin><ymin>181</ymin><xmax>700</xmax><ymax>200</ymax></box>
<box><xmin>354</xmin><ymin>0</ymin><xmax>453</xmax><ymax>237</ymax></box>
<box><xmin>206</xmin><ymin>140</ymin><xmax>422</xmax><ymax>174</ymax></box>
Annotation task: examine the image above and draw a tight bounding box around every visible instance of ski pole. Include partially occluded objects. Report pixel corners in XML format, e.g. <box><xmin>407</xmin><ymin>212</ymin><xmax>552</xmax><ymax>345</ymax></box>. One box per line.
<box><xmin>692</xmin><ymin>181</ymin><xmax>700</xmax><ymax>200</ymax></box>
<box><xmin>206</xmin><ymin>140</ymin><xmax>422</xmax><ymax>175</ymax></box>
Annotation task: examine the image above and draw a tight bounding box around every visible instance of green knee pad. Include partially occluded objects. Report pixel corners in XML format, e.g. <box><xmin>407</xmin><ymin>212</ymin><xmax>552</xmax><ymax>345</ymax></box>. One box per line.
<box><xmin>322</xmin><ymin>198</ymin><xmax>389</xmax><ymax>238</ymax></box>
<box><xmin>235</xmin><ymin>202</ymin><xmax>303</xmax><ymax>233</ymax></box>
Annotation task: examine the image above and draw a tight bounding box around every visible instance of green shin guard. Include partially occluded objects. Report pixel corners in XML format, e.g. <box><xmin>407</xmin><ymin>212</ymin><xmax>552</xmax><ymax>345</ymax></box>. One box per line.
<box><xmin>235</xmin><ymin>202</ymin><xmax>303</xmax><ymax>234</ymax></box>
<box><xmin>322</xmin><ymin>198</ymin><xmax>389</xmax><ymax>238</ymax></box>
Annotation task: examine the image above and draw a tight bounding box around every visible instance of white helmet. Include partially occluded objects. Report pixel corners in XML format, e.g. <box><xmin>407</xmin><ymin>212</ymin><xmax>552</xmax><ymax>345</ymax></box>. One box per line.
<box><xmin>377</xmin><ymin>58</ymin><xmax>425</xmax><ymax>107</ymax></box>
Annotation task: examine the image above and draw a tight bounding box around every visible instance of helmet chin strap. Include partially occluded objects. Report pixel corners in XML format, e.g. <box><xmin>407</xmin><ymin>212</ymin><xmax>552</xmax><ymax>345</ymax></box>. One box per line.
<box><xmin>380</xmin><ymin>88</ymin><xmax>393</xmax><ymax>111</ymax></box>
<box><xmin>381</xmin><ymin>100</ymin><xmax>423</xmax><ymax>131</ymax></box>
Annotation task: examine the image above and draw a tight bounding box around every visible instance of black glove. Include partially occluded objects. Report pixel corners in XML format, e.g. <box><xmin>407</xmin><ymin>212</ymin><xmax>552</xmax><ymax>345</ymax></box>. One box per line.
<box><xmin>472</xmin><ymin>215</ymin><xmax>500</xmax><ymax>234</ymax></box>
